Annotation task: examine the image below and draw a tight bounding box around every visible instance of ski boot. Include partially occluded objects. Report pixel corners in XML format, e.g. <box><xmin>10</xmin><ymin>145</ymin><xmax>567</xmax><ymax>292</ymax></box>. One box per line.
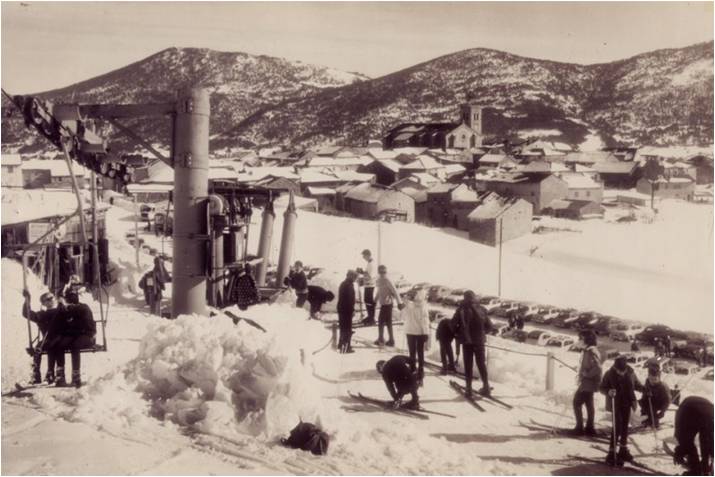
<box><xmin>583</xmin><ymin>426</ymin><xmax>598</xmax><ymax>437</ymax></box>
<box><xmin>617</xmin><ymin>446</ymin><xmax>633</xmax><ymax>465</ymax></box>
<box><xmin>54</xmin><ymin>368</ymin><xmax>68</xmax><ymax>387</ymax></box>
<box><xmin>385</xmin><ymin>339</ymin><xmax>395</xmax><ymax>347</ymax></box>
<box><xmin>402</xmin><ymin>399</ymin><xmax>419</xmax><ymax>410</ymax></box>
<box><xmin>477</xmin><ymin>386</ymin><xmax>492</xmax><ymax>397</ymax></box>
<box><xmin>567</xmin><ymin>426</ymin><xmax>584</xmax><ymax>436</ymax></box>
<box><xmin>45</xmin><ymin>371</ymin><xmax>55</xmax><ymax>385</ymax></box>
<box><xmin>72</xmin><ymin>370</ymin><xmax>82</xmax><ymax>388</ymax></box>
<box><xmin>374</xmin><ymin>338</ymin><xmax>385</xmax><ymax>346</ymax></box>
<box><xmin>605</xmin><ymin>448</ymin><xmax>617</xmax><ymax>467</ymax></box>
<box><xmin>440</xmin><ymin>367</ymin><xmax>449</xmax><ymax>376</ymax></box>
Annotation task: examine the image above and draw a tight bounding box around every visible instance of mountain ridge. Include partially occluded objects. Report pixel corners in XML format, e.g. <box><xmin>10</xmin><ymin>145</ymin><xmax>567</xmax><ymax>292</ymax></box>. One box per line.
<box><xmin>2</xmin><ymin>42</ymin><xmax>712</xmax><ymax>152</ymax></box>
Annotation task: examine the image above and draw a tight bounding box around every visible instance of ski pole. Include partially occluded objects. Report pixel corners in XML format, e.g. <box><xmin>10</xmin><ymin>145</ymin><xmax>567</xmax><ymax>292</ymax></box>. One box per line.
<box><xmin>647</xmin><ymin>394</ymin><xmax>658</xmax><ymax>451</ymax></box>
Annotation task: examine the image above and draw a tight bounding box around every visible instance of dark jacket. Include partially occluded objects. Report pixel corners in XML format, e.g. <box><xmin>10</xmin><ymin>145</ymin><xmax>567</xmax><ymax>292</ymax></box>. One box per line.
<box><xmin>307</xmin><ymin>285</ymin><xmax>334</xmax><ymax>307</ymax></box>
<box><xmin>451</xmin><ymin>301</ymin><xmax>492</xmax><ymax>346</ymax></box>
<box><xmin>600</xmin><ymin>364</ymin><xmax>644</xmax><ymax>410</ymax></box>
<box><xmin>674</xmin><ymin>396</ymin><xmax>713</xmax><ymax>459</ymax></box>
<box><xmin>23</xmin><ymin>302</ymin><xmax>66</xmax><ymax>336</ymax></box>
<box><xmin>139</xmin><ymin>269</ymin><xmax>166</xmax><ymax>294</ymax></box>
<box><xmin>436</xmin><ymin>318</ymin><xmax>454</xmax><ymax>342</ymax></box>
<box><xmin>337</xmin><ymin>280</ymin><xmax>355</xmax><ymax>315</ymax></box>
<box><xmin>59</xmin><ymin>303</ymin><xmax>97</xmax><ymax>337</ymax></box>
<box><xmin>641</xmin><ymin>379</ymin><xmax>671</xmax><ymax>417</ymax></box>
<box><xmin>382</xmin><ymin>355</ymin><xmax>417</xmax><ymax>399</ymax></box>
<box><xmin>286</xmin><ymin>270</ymin><xmax>308</xmax><ymax>294</ymax></box>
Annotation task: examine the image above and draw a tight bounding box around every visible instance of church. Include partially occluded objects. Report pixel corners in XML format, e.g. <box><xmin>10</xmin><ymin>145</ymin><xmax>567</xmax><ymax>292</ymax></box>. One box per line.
<box><xmin>382</xmin><ymin>104</ymin><xmax>485</xmax><ymax>150</ymax></box>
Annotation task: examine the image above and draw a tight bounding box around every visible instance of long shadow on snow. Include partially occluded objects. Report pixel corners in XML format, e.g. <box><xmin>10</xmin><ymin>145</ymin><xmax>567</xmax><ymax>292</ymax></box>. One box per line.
<box><xmin>552</xmin><ymin>463</ymin><xmax>656</xmax><ymax>476</ymax></box>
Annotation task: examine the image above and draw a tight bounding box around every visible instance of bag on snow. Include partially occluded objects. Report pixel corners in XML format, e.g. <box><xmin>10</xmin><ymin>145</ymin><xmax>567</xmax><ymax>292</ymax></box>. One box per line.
<box><xmin>281</xmin><ymin>422</ymin><xmax>329</xmax><ymax>456</ymax></box>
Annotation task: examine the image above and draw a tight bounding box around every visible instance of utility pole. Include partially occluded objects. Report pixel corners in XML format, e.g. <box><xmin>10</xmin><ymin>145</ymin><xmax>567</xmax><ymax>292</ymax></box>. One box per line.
<box><xmin>133</xmin><ymin>195</ymin><xmax>140</xmax><ymax>269</ymax></box>
<box><xmin>90</xmin><ymin>171</ymin><xmax>100</xmax><ymax>288</ymax></box>
<box><xmin>498</xmin><ymin>217</ymin><xmax>503</xmax><ymax>297</ymax></box>
<box><xmin>171</xmin><ymin>88</ymin><xmax>210</xmax><ymax>317</ymax></box>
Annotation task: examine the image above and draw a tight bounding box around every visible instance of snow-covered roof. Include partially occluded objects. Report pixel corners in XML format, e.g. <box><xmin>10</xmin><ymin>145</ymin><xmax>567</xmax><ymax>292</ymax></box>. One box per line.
<box><xmin>298</xmin><ymin>170</ymin><xmax>341</xmax><ymax>184</ymax></box>
<box><xmin>467</xmin><ymin>192</ymin><xmax>523</xmax><ymax>220</ymax></box>
<box><xmin>397</xmin><ymin>186</ymin><xmax>428</xmax><ymax>203</ymax></box>
<box><xmin>392</xmin><ymin>147</ymin><xmax>428</xmax><ymax>156</ymax></box>
<box><xmin>367</xmin><ymin>148</ymin><xmax>399</xmax><ymax>160</ymax></box>
<box><xmin>273</xmin><ymin>193</ymin><xmax>317</xmax><ymax>211</ymax></box>
<box><xmin>451</xmin><ymin>184</ymin><xmax>480</xmax><ymax>202</ymax></box>
<box><xmin>401</xmin><ymin>155</ymin><xmax>443</xmax><ymax>171</ymax></box>
<box><xmin>21</xmin><ymin>159</ymin><xmax>87</xmax><ymax>177</ymax></box>
<box><xmin>479</xmin><ymin>153</ymin><xmax>509</xmax><ymax>164</ymax></box>
<box><xmin>574</xmin><ymin>164</ymin><xmax>596</xmax><ymax>173</ymax></box>
<box><xmin>427</xmin><ymin>183</ymin><xmax>458</xmax><ymax>194</ymax></box>
<box><xmin>330</xmin><ymin>170</ymin><xmax>375</xmax><ymax>183</ymax></box>
<box><xmin>409</xmin><ymin>172</ymin><xmax>440</xmax><ymax>186</ymax></box>
<box><xmin>368</xmin><ymin>159</ymin><xmax>401</xmax><ymax>173</ymax></box>
<box><xmin>344</xmin><ymin>182</ymin><xmax>386</xmax><ymax>203</ymax></box>
<box><xmin>236</xmin><ymin>167</ymin><xmax>300</xmax><ymax>183</ymax></box>
<box><xmin>208</xmin><ymin>167</ymin><xmax>238</xmax><ymax>181</ymax></box>
<box><xmin>2</xmin><ymin>189</ymin><xmax>87</xmax><ymax>226</ymax></box>
<box><xmin>306</xmin><ymin>186</ymin><xmax>337</xmax><ymax>196</ymax></box>
<box><xmin>126</xmin><ymin>183</ymin><xmax>174</xmax><ymax>193</ymax></box>
<box><xmin>560</xmin><ymin>173</ymin><xmax>602</xmax><ymax>189</ymax></box>
<box><xmin>592</xmin><ymin>162</ymin><xmax>638</xmax><ymax>174</ymax></box>
<box><xmin>2</xmin><ymin>154</ymin><xmax>22</xmax><ymax>167</ymax></box>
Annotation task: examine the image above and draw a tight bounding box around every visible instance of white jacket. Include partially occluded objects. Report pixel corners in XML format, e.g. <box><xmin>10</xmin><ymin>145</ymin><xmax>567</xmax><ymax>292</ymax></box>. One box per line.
<box><xmin>402</xmin><ymin>290</ymin><xmax>430</xmax><ymax>336</ymax></box>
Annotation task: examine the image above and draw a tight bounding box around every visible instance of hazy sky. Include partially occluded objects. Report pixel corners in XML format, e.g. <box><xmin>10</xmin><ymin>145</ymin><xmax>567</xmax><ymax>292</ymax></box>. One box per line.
<box><xmin>2</xmin><ymin>2</ymin><xmax>713</xmax><ymax>94</ymax></box>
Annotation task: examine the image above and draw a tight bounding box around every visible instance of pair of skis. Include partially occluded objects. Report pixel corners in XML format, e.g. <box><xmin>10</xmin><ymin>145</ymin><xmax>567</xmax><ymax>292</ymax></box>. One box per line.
<box><xmin>346</xmin><ymin>391</ymin><xmax>455</xmax><ymax>419</ymax></box>
<box><xmin>449</xmin><ymin>380</ymin><xmax>512</xmax><ymax>411</ymax></box>
<box><xmin>521</xmin><ymin>418</ymin><xmax>610</xmax><ymax>444</ymax></box>
<box><xmin>587</xmin><ymin>444</ymin><xmax>665</xmax><ymax>475</ymax></box>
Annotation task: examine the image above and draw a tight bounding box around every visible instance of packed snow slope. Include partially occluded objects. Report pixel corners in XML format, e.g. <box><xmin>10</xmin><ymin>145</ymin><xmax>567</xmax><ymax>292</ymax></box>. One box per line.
<box><xmin>2</xmin><ymin>199</ymin><xmax>712</xmax><ymax>475</ymax></box>
<box><xmin>253</xmin><ymin>199</ymin><xmax>713</xmax><ymax>334</ymax></box>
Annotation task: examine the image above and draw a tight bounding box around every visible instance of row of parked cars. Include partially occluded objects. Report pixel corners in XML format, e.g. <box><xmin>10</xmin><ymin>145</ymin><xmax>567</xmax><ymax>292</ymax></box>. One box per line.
<box><xmin>398</xmin><ymin>282</ymin><xmax>714</xmax><ymax>366</ymax></box>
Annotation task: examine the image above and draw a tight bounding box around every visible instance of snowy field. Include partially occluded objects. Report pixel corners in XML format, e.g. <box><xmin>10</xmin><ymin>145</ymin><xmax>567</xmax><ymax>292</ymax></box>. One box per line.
<box><xmin>1</xmin><ymin>198</ymin><xmax>713</xmax><ymax>475</ymax></box>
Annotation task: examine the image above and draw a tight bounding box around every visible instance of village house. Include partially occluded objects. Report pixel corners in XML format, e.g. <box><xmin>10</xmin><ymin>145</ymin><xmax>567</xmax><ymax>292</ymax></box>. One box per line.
<box><xmin>304</xmin><ymin>187</ymin><xmax>336</xmax><ymax>211</ymax></box>
<box><xmin>340</xmin><ymin>183</ymin><xmax>415</xmax><ymax>222</ymax></box>
<box><xmin>542</xmin><ymin>199</ymin><xmax>604</xmax><ymax>220</ymax></box>
<box><xmin>383</xmin><ymin>104</ymin><xmax>485</xmax><ymax>150</ymax></box>
<box><xmin>636</xmin><ymin>176</ymin><xmax>695</xmax><ymax>201</ymax></box>
<box><xmin>21</xmin><ymin>159</ymin><xmax>88</xmax><ymax>189</ymax></box>
<box><xmin>477</xmin><ymin>172</ymin><xmax>569</xmax><ymax>214</ymax></box>
<box><xmin>398</xmin><ymin>155</ymin><xmax>445</xmax><ymax>180</ymax></box>
<box><xmin>467</xmin><ymin>192</ymin><xmax>533</xmax><ymax>246</ymax></box>
<box><xmin>1</xmin><ymin>153</ymin><xmax>23</xmax><ymax>188</ymax></box>
<box><xmin>559</xmin><ymin>173</ymin><xmax>604</xmax><ymax>203</ymax></box>
<box><xmin>358</xmin><ymin>159</ymin><xmax>401</xmax><ymax>186</ymax></box>
<box><xmin>391</xmin><ymin>178</ymin><xmax>429</xmax><ymax>223</ymax></box>
<box><xmin>563</xmin><ymin>151</ymin><xmax>620</xmax><ymax>167</ymax></box>
<box><xmin>686</xmin><ymin>154</ymin><xmax>714</xmax><ymax>184</ymax></box>
<box><xmin>591</xmin><ymin>161</ymin><xmax>640</xmax><ymax>189</ymax></box>
<box><xmin>477</xmin><ymin>153</ymin><xmax>520</xmax><ymax>170</ymax></box>
<box><xmin>253</xmin><ymin>176</ymin><xmax>302</xmax><ymax>197</ymax></box>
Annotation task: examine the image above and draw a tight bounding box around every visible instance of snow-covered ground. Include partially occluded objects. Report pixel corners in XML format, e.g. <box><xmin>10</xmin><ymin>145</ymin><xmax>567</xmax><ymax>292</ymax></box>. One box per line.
<box><xmin>2</xmin><ymin>196</ymin><xmax>712</xmax><ymax>475</ymax></box>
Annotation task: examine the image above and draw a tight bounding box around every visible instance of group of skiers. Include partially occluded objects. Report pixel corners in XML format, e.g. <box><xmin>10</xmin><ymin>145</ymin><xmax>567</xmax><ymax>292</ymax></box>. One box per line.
<box><xmin>572</xmin><ymin>329</ymin><xmax>713</xmax><ymax>473</ymax></box>
<box><xmin>22</xmin><ymin>278</ymin><xmax>97</xmax><ymax>388</ymax></box>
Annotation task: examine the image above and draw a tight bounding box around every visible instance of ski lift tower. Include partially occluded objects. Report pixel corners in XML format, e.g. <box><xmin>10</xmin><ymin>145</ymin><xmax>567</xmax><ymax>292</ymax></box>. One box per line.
<box><xmin>7</xmin><ymin>87</ymin><xmax>211</xmax><ymax>317</ymax></box>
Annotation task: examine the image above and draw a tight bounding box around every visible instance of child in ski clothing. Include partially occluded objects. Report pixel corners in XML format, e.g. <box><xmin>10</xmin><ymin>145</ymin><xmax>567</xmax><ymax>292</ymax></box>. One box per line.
<box><xmin>139</xmin><ymin>259</ymin><xmax>166</xmax><ymax>316</ymax></box>
<box><xmin>402</xmin><ymin>288</ymin><xmax>430</xmax><ymax>383</ymax></box>
<box><xmin>451</xmin><ymin>290</ymin><xmax>492</xmax><ymax>397</ymax></box>
<box><xmin>436</xmin><ymin>317</ymin><xmax>459</xmax><ymax>374</ymax></box>
<box><xmin>600</xmin><ymin>354</ymin><xmax>645</xmax><ymax>465</ymax></box>
<box><xmin>374</xmin><ymin>264</ymin><xmax>403</xmax><ymax>346</ymax></box>
<box><xmin>285</xmin><ymin>261</ymin><xmax>309</xmax><ymax>308</ymax></box>
<box><xmin>357</xmin><ymin>249</ymin><xmax>375</xmax><ymax>325</ymax></box>
<box><xmin>376</xmin><ymin>355</ymin><xmax>419</xmax><ymax>409</ymax></box>
<box><xmin>336</xmin><ymin>271</ymin><xmax>357</xmax><ymax>353</ymax></box>
<box><xmin>572</xmin><ymin>330</ymin><xmax>602</xmax><ymax>436</ymax></box>
<box><xmin>638</xmin><ymin>365</ymin><xmax>671</xmax><ymax>428</ymax></box>
<box><xmin>673</xmin><ymin>396</ymin><xmax>713</xmax><ymax>476</ymax></box>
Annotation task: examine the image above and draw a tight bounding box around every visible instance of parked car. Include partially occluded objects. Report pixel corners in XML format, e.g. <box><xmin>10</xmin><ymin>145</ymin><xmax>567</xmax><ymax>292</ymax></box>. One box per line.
<box><xmin>477</xmin><ymin>295</ymin><xmax>498</xmax><ymax>305</ymax></box>
<box><xmin>528</xmin><ymin>329</ymin><xmax>548</xmax><ymax>341</ymax></box>
<box><xmin>599</xmin><ymin>348</ymin><xmax>621</xmax><ymax>361</ymax></box>
<box><xmin>533</xmin><ymin>309</ymin><xmax>560</xmax><ymax>325</ymax></box>
<box><xmin>588</xmin><ymin>315</ymin><xmax>616</xmax><ymax>336</ymax></box>
<box><xmin>703</xmin><ymin>368</ymin><xmax>713</xmax><ymax>381</ymax></box>
<box><xmin>552</xmin><ymin>312</ymin><xmax>579</xmax><ymax>329</ymax></box>
<box><xmin>665</xmin><ymin>360</ymin><xmax>701</xmax><ymax>376</ymax></box>
<box><xmin>569</xmin><ymin>342</ymin><xmax>588</xmax><ymax>353</ymax></box>
<box><xmin>505</xmin><ymin>305</ymin><xmax>530</xmax><ymax>320</ymax></box>
<box><xmin>673</xmin><ymin>343</ymin><xmax>705</xmax><ymax>361</ymax></box>
<box><xmin>427</xmin><ymin>285</ymin><xmax>451</xmax><ymax>303</ymax></box>
<box><xmin>610</xmin><ymin>330</ymin><xmax>633</xmax><ymax>342</ymax></box>
<box><xmin>546</xmin><ymin>336</ymin><xmax>576</xmax><ymax>349</ymax></box>
<box><xmin>623</xmin><ymin>352</ymin><xmax>651</xmax><ymax>367</ymax></box>
<box><xmin>635</xmin><ymin>325</ymin><xmax>687</xmax><ymax>345</ymax></box>
<box><xmin>537</xmin><ymin>332</ymin><xmax>555</xmax><ymax>346</ymax></box>
<box><xmin>442</xmin><ymin>288</ymin><xmax>469</xmax><ymax>307</ymax></box>
<box><xmin>482</xmin><ymin>298</ymin><xmax>504</xmax><ymax>313</ymax></box>
<box><xmin>523</xmin><ymin>305</ymin><xmax>550</xmax><ymax>322</ymax></box>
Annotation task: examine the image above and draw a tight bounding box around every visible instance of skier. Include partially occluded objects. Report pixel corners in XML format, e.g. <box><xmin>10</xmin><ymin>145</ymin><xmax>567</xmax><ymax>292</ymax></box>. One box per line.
<box><xmin>672</xmin><ymin>396</ymin><xmax>713</xmax><ymax>476</ymax></box>
<box><xmin>436</xmin><ymin>317</ymin><xmax>459</xmax><ymax>375</ymax></box>
<box><xmin>376</xmin><ymin>355</ymin><xmax>419</xmax><ymax>409</ymax></box>
<box><xmin>373</xmin><ymin>264</ymin><xmax>403</xmax><ymax>347</ymax></box>
<box><xmin>402</xmin><ymin>288</ymin><xmax>430</xmax><ymax>385</ymax></box>
<box><xmin>356</xmin><ymin>249</ymin><xmax>376</xmax><ymax>325</ymax></box>
<box><xmin>638</xmin><ymin>364</ymin><xmax>671</xmax><ymax>429</ymax></box>
<box><xmin>600</xmin><ymin>354</ymin><xmax>645</xmax><ymax>466</ymax></box>
<box><xmin>451</xmin><ymin>290</ymin><xmax>492</xmax><ymax>397</ymax></box>
<box><xmin>284</xmin><ymin>261</ymin><xmax>309</xmax><ymax>308</ymax></box>
<box><xmin>664</xmin><ymin>335</ymin><xmax>672</xmax><ymax>357</ymax></box>
<box><xmin>654</xmin><ymin>338</ymin><xmax>665</xmax><ymax>358</ymax></box>
<box><xmin>571</xmin><ymin>330</ymin><xmax>602</xmax><ymax>436</ymax></box>
<box><xmin>139</xmin><ymin>257</ymin><xmax>167</xmax><ymax>316</ymax></box>
<box><xmin>306</xmin><ymin>284</ymin><xmax>335</xmax><ymax>320</ymax></box>
<box><xmin>21</xmin><ymin>290</ymin><xmax>65</xmax><ymax>384</ymax></box>
<box><xmin>336</xmin><ymin>270</ymin><xmax>357</xmax><ymax>353</ymax></box>
<box><xmin>52</xmin><ymin>293</ymin><xmax>97</xmax><ymax>387</ymax></box>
